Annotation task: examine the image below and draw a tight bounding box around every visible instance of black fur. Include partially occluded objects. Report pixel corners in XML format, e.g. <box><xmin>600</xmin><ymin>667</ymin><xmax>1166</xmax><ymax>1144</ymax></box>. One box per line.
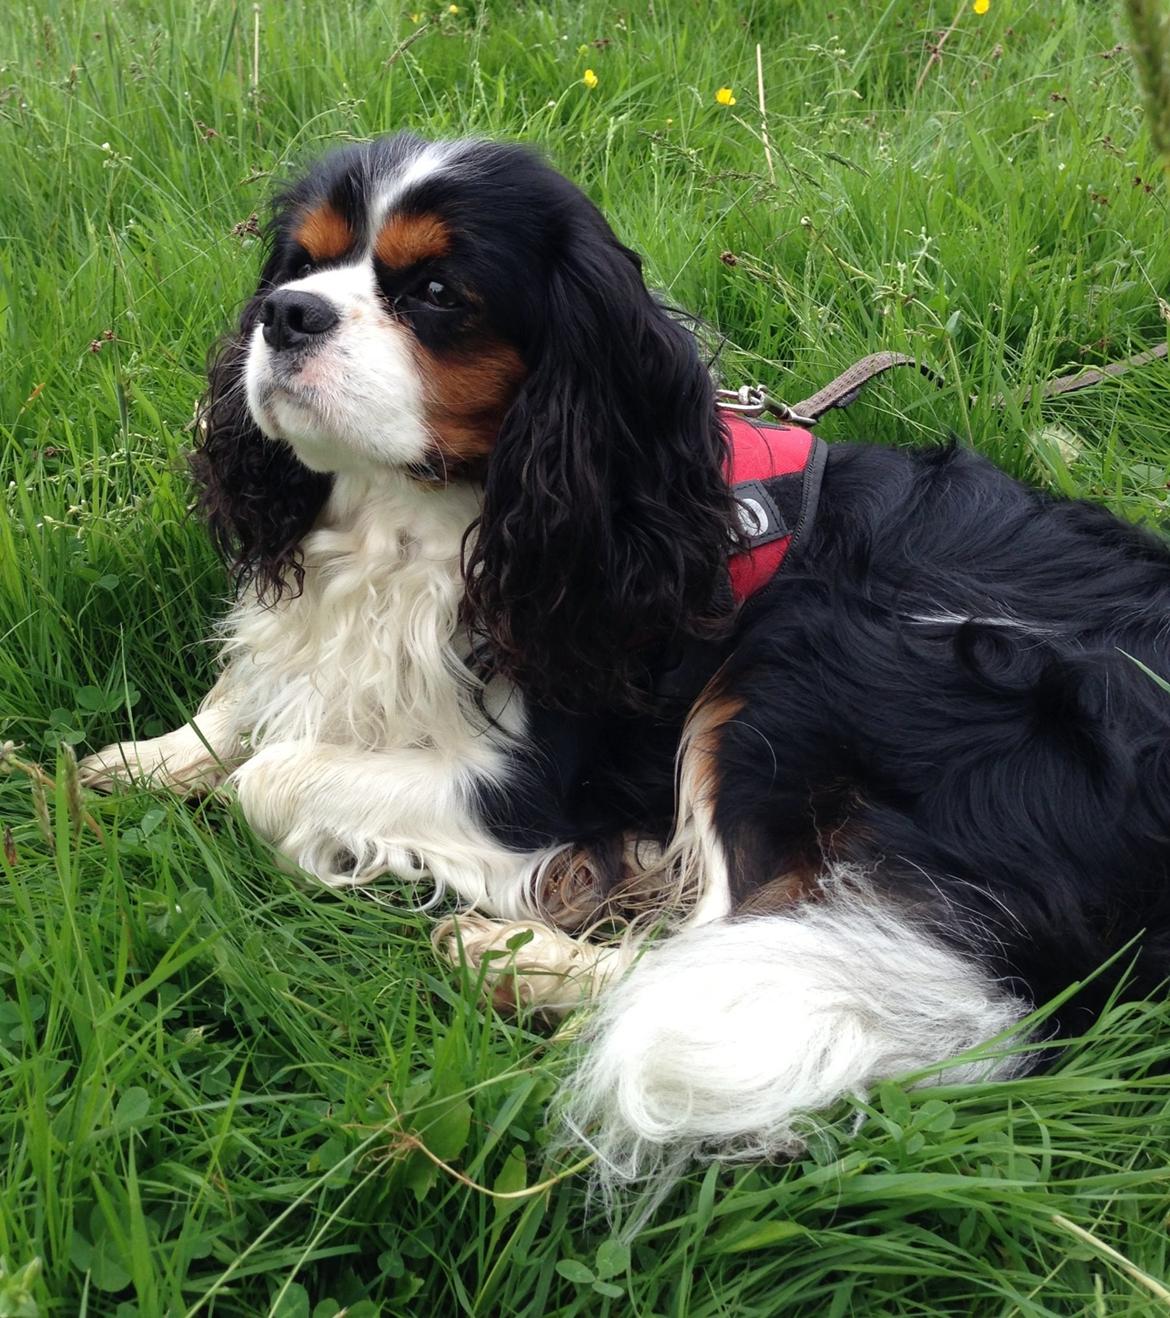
<box><xmin>715</xmin><ymin>442</ymin><xmax>1170</xmax><ymax>1028</ymax></box>
<box><xmin>504</xmin><ymin>441</ymin><xmax>1170</xmax><ymax>1031</ymax></box>
<box><xmin>455</xmin><ymin>146</ymin><xmax>739</xmax><ymax>711</ymax></box>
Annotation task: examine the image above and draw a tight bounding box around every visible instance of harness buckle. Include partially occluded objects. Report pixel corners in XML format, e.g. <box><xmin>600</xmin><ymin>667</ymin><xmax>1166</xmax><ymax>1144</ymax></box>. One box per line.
<box><xmin>715</xmin><ymin>385</ymin><xmax>818</xmax><ymax>428</ymax></box>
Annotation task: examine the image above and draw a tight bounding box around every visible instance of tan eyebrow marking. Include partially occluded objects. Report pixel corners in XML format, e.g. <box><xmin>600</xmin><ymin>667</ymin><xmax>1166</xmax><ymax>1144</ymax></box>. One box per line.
<box><xmin>293</xmin><ymin>203</ymin><xmax>353</xmax><ymax>262</ymax></box>
<box><xmin>374</xmin><ymin>212</ymin><xmax>452</xmax><ymax>269</ymax></box>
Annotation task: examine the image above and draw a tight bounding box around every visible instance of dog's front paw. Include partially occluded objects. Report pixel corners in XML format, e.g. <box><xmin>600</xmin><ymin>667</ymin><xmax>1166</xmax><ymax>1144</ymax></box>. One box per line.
<box><xmin>79</xmin><ymin>729</ymin><xmax>231</xmax><ymax>796</ymax></box>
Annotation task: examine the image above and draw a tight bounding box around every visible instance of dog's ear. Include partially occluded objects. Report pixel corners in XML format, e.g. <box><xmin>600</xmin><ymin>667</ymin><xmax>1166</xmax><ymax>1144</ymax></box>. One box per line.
<box><xmin>462</xmin><ymin>220</ymin><xmax>736</xmax><ymax>712</ymax></box>
<box><xmin>189</xmin><ymin>247</ymin><xmax>332</xmax><ymax>600</ymax></box>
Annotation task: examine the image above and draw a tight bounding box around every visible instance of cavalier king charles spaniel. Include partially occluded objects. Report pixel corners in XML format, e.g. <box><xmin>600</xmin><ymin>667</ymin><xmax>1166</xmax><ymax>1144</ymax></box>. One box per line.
<box><xmin>82</xmin><ymin>133</ymin><xmax>1170</xmax><ymax>1196</ymax></box>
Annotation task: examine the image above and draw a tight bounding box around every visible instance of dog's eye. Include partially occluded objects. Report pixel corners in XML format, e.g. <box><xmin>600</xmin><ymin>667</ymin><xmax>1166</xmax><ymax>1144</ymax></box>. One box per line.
<box><xmin>420</xmin><ymin>279</ymin><xmax>460</xmax><ymax>309</ymax></box>
<box><xmin>381</xmin><ymin>273</ymin><xmax>466</xmax><ymax>316</ymax></box>
<box><xmin>295</xmin><ymin>262</ymin><xmax>313</xmax><ymax>280</ymax></box>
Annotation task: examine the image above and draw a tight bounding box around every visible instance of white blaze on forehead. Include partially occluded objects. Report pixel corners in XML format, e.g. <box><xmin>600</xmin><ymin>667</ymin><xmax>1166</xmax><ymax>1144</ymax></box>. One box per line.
<box><xmin>370</xmin><ymin>142</ymin><xmax>460</xmax><ymax>234</ymax></box>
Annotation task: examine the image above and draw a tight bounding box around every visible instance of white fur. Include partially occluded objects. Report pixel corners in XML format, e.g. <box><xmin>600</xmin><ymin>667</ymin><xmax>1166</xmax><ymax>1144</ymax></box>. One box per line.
<box><xmin>907</xmin><ymin>611</ymin><xmax>1053</xmax><ymax>635</ymax></box>
<box><xmin>216</xmin><ymin>471</ymin><xmax>545</xmax><ymax>910</ymax></box>
<box><xmin>372</xmin><ymin>142</ymin><xmax>458</xmax><ymax>221</ymax></box>
<box><xmin>560</xmin><ymin>872</ymin><xmax>1026</xmax><ymax>1204</ymax></box>
<box><xmin>216</xmin><ymin>472</ymin><xmax>499</xmax><ymax>751</ymax></box>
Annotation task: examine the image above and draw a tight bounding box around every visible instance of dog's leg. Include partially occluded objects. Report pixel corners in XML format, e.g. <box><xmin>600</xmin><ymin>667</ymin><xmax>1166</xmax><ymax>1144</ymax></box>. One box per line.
<box><xmin>79</xmin><ymin>672</ymin><xmax>243</xmax><ymax>796</ymax></box>
<box><xmin>458</xmin><ymin>686</ymin><xmax>797</xmax><ymax>1009</ymax></box>
<box><xmin>229</xmin><ymin>740</ymin><xmax>552</xmax><ymax>915</ymax></box>
<box><xmin>510</xmin><ymin>675</ymin><xmax>750</xmax><ymax>935</ymax></box>
<box><xmin>530</xmin><ymin>683</ymin><xmax>763</xmax><ymax>935</ymax></box>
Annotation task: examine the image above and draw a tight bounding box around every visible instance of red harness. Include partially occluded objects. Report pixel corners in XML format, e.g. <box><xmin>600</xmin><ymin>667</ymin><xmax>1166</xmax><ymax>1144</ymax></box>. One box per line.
<box><xmin>723</xmin><ymin>413</ymin><xmax>828</xmax><ymax>604</ymax></box>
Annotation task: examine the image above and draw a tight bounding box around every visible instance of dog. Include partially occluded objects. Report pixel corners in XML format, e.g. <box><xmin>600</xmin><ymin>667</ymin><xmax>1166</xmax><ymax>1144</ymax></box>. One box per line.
<box><xmin>81</xmin><ymin>133</ymin><xmax>1170</xmax><ymax>1196</ymax></box>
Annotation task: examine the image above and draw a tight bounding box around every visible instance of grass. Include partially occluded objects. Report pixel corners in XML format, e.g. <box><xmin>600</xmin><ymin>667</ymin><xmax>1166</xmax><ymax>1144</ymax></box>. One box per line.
<box><xmin>2</xmin><ymin>0</ymin><xmax>1170</xmax><ymax>1312</ymax></box>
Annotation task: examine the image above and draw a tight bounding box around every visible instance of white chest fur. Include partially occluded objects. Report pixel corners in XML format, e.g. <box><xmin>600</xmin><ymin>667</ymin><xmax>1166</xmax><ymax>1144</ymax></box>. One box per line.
<box><xmin>217</xmin><ymin>471</ymin><xmax>517</xmax><ymax>766</ymax></box>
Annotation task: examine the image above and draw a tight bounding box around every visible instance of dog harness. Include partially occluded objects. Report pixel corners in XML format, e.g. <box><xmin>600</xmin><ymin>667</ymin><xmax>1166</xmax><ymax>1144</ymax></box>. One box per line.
<box><xmin>723</xmin><ymin>413</ymin><xmax>828</xmax><ymax>604</ymax></box>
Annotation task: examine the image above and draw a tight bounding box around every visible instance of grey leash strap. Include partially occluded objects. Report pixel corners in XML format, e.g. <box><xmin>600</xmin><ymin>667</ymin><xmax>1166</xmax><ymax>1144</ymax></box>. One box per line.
<box><xmin>995</xmin><ymin>342</ymin><xmax>1168</xmax><ymax>406</ymax></box>
<box><xmin>791</xmin><ymin>352</ymin><xmax>947</xmax><ymax>421</ymax></box>
<box><xmin>717</xmin><ymin>343</ymin><xmax>1167</xmax><ymax>426</ymax></box>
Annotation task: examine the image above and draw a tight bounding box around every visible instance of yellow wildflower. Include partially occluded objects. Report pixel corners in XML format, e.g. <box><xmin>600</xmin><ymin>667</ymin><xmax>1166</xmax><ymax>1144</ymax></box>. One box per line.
<box><xmin>410</xmin><ymin>11</ymin><xmax>420</xmax><ymax>20</ymax></box>
<box><xmin>582</xmin><ymin>68</ymin><xmax>599</xmax><ymax>89</ymax></box>
<box><xmin>715</xmin><ymin>87</ymin><xmax>736</xmax><ymax>107</ymax></box>
<box><xmin>447</xmin><ymin>3</ymin><xmax>459</xmax><ymax>12</ymax></box>
<box><xmin>972</xmin><ymin>0</ymin><xmax>989</xmax><ymax>12</ymax></box>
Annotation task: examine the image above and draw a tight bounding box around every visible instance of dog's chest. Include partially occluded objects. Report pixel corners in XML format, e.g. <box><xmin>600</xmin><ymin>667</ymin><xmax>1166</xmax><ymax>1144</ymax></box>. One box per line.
<box><xmin>219</xmin><ymin>477</ymin><xmax>506</xmax><ymax>755</ymax></box>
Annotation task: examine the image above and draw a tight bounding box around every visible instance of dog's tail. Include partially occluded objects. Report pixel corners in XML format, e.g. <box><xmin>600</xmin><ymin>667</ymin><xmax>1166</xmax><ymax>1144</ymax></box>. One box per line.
<box><xmin>559</xmin><ymin>881</ymin><xmax>1026</xmax><ymax>1210</ymax></box>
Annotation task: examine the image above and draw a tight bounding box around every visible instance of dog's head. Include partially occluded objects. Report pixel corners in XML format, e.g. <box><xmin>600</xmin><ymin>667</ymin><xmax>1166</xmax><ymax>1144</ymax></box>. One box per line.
<box><xmin>195</xmin><ymin>133</ymin><xmax>736</xmax><ymax>709</ymax></box>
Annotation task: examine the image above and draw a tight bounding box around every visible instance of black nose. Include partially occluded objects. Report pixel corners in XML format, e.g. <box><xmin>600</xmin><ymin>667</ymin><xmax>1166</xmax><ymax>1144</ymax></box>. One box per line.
<box><xmin>260</xmin><ymin>288</ymin><xmax>339</xmax><ymax>351</ymax></box>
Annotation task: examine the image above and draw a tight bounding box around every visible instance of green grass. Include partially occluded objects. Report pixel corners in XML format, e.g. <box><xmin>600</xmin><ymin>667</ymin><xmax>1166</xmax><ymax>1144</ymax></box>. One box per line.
<box><xmin>2</xmin><ymin>0</ymin><xmax>1170</xmax><ymax>1312</ymax></box>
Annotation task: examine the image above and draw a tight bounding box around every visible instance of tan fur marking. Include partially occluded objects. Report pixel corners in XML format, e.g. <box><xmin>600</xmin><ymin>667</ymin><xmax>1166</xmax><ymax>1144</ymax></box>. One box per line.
<box><xmin>417</xmin><ymin>341</ymin><xmax>527</xmax><ymax>465</ymax></box>
<box><xmin>536</xmin><ymin>834</ymin><xmax>666</xmax><ymax>931</ymax></box>
<box><xmin>652</xmin><ymin>681</ymin><xmax>746</xmax><ymax>925</ymax></box>
<box><xmin>734</xmin><ymin>871</ymin><xmax>817</xmax><ymax>916</ymax></box>
<box><xmin>293</xmin><ymin>203</ymin><xmax>353</xmax><ymax>262</ymax></box>
<box><xmin>374</xmin><ymin>212</ymin><xmax>452</xmax><ymax>269</ymax></box>
<box><xmin>684</xmin><ymin>688</ymin><xmax>746</xmax><ymax>810</ymax></box>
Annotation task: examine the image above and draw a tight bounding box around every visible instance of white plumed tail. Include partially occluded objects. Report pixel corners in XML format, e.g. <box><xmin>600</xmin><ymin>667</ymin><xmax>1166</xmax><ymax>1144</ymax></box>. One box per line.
<box><xmin>560</xmin><ymin>886</ymin><xmax>1026</xmax><ymax>1206</ymax></box>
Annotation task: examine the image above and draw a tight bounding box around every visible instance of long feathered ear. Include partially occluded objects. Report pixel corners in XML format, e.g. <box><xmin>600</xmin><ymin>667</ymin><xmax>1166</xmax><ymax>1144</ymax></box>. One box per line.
<box><xmin>189</xmin><ymin>250</ymin><xmax>332</xmax><ymax>600</ymax></box>
<box><xmin>462</xmin><ymin>223</ymin><xmax>737</xmax><ymax>713</ymax></box>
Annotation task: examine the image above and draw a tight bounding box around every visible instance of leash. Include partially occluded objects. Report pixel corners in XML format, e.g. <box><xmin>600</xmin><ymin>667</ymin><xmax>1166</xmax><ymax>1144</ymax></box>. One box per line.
<box><xmin>717</xmin><ymin>343</ymin><xmax>1168</xmax><ymax>426</ymax></box>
